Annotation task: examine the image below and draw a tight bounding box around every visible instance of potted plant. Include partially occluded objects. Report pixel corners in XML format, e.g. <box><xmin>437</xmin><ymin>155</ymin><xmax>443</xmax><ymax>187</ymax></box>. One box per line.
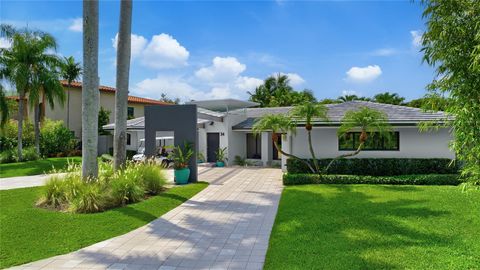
<box><xmin>169</xmin><ymin>142</ymin><xmax>194</xmax><ymax>184</ymax></box>
<box><xmin>215</xmin><ymin>147</ymin><xmax>228</xmax><ymax>167</ymax></box>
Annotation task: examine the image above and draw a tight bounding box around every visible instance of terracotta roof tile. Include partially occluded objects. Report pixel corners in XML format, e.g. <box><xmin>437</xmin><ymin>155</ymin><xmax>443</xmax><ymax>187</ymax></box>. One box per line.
<box><xmin>60</xmin><ymin>80</ymin><xmax>170</xmax><ymax>105</ymax></box>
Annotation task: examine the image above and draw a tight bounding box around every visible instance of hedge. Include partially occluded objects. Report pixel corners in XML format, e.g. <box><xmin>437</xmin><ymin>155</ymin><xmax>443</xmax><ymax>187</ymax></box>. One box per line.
<box><xmin>287</xmin><ymin>158</ymin><xmax>458</xmax><ymax>176</ymax></box>
<box><xmin>283</xmin><ymin>173</ymin><xmax>462</xmax><ymax>186</ymax></box>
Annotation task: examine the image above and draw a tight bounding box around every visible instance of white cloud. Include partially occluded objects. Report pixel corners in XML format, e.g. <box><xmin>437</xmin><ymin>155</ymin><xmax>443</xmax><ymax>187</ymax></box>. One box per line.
<box><xmin>141</xmin><ymin>34</ymin><xmax>189</xmax><ymax>69</ymax></box>
<box><xmin>410</xmin><ymin>30</ymin><xmax>422</xmax><ymax>47</ymax></box>
<box><xmin>112</xmin><ymin>33</ymin><xmax>147</xmax><ymax>58</ymax></box>
<box><xmin>346</xmin><ymin>65</ymin><xmax>382</xmax><ymax>83</ymax></box>
<box><xmin>0</xmin><ymin>37</ymin><xmax>11</xmax><ymax>49</ymax></box>
<box><xmin>371</xmin><ymin>48</ymin><xmax>397</xmax><ymax>57</ymax></box>
<box><xmin>235</xmin><ymin>76</ymin><xmax>263</xmax><ymax>91</ymax></box>
<box><xmin>280</xmin><ymin>72</ymin><xmax>305</xmax><ymax>87</ymax></box>
<box><xmin>68</xmin><ymin>18</ymin><xmax>82</xmax><ymax>32</ymax></box>
<box><xmin>134</xmin><ymin>75</ymin><xmax>198</xmax><ymax>101</ymax></box>
<box><xmin>195</xmin><ymin>57</ymin><xmax>246</xmax><ymax>83</ymax></box>
<box><xmin>342</xmin><ymin>90</ymin><xmax>358</xmax><ymax>96</ymax></box>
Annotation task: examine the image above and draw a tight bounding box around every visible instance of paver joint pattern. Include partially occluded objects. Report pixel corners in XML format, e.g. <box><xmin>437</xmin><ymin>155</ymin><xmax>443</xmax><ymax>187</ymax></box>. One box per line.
<box><xmin>11</xmin><ymin>167</ymin><xmax>283</xmax><ymax>270</ymax></box>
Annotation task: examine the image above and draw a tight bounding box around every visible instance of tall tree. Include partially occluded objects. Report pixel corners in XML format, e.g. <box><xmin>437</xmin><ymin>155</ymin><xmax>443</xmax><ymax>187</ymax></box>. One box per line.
<box><xmin>337</xmin><ymin>94</ymin><xmax>370</xmax><ymax>102</ymax></box>
<box><xmin>113</xmin><ymin>0</ymin><xmax>132</xmax><ymax>170</ymax></box>
<box><xmin>290</xmin><ymin>103</ymin><xmax>329</xmax><ymax>173</ymax></box>
<box><xmin>325</xmin><ymin>107</ymin><xmax>392</xmax><ymax>173</ymax></box>
<box><xmin>248</xmin><ymin>74</ymin><xmax>316</xmax><ymax>107</ymax></box>
<box><xmin>421</xmin><ymin>0</ymin><xmax>480</xmax><ymax>183</ymax></box>
<box><xmin>0</xmin><ymin>24</ymin><xmax>63</xmax><ymax>157</ymax></box>
<box><xmin>82</xmin><ymin>0</ymin><xmax>99</xmax><ymax>178</ymax></box>
<box><xmin>60</xmin><ymin>56</ymin><xmax>82</xmax><ymax>129</ymax></box>
<box><xmin>373</xmin><ymin>92</ymin><xmax>406</xmax><ymax>105</ymax></box>
<box><xmin>28</xmin><ymin>67</ymin><xmax>65</xmax><ymax>154</ymax></box>
<box><xmin>252</xmin><ymin>114</ymin><xmax>316</xmax><ymax>173</ymax></box>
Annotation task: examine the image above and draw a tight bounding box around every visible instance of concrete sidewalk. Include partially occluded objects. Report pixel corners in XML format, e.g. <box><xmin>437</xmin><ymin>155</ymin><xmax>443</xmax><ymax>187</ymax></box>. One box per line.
<box><xmin>11</xmin><ymin>167</ymin><xmax>283</xmax><ymax>270</ymax></box>
<box><xmin>0</xmin><ymin>173</ymin><xmax>66</xmax><ymax>190</ymax></box>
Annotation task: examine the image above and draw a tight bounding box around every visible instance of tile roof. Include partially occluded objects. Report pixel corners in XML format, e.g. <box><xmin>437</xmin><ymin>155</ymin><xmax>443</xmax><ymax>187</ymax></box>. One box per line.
<box><xmin>60</xmin><ymin>80</ymin><xmax>170</xmax><ymax>105</ymax></box>
<box><xmin>232</xmin><ymin>101</ymin><xmax>453</xmax><ymax>130</ymax></box>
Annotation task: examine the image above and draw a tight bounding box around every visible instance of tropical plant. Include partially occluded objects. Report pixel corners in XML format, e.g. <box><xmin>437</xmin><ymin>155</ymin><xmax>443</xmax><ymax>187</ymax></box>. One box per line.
<box><xmin>0</xmin><ymin>85</ymin><xmax>9</xmax><ymax>127</ymax></box>
<box><xmin>140</xmin><ymin>160</ymin><xmax>167</xmax><ymax>195</ymax></box>
<box><xmin>169</xmin><ymin>142</ymin><xmax>194</xmax><ymax>169</ymax></box>
<box><xmin>421</xmin><ymin>0</ymin><xmax>480</xmax><ymax>183</ymax></box>
<box><xmin>337</xmin><ymin>95</ymin><xmax>371</xmax><ymax>103</ymax></box>
<box><xmin>290</xmin><ymin>103</ymin><xmax>329</xmax><ymax>173</ymax></box>
<box><xmin>324</xmin><ymin>107</ymin><xmax>393</xmax><ymax>173</ymax></box>
<box><xmin>98</xmin><ymin>106</ymin><xmax>111</xmax><ymax>135</ymax></box>
<box><xmin>248</xmin><ymin>74</ymin><xmax>316</xmax><ymax>107</ymax></box>
<box><xmin>215</xmin><ymin>147</ymin><xmax>228</xmax><ymax>163</ymax></box>
<box><xmin>252</xmin><ymin>114</ymin><xmax>316</xmax><ymax>173</ymax></box>
<box><xmin>40</xmin><ymin>119</ymin><xmax>76</xmax><ymax>157</ymax></box>
<box><xmin>197</xmin><ymin>152</ymin><xmax>206</xmax><ymax>163</ymax></box>
<box><xmin>373</xmin><ymin>92</ymin><xmax>405</xmax><ymax>105</ymax></box>
<box><xmin>60</xmin><ymin>56</ymin><xmax>82</xmax><ymax>129</ymax></box>
<box><xmin>0</xmin><ymin>24</ymin><xmax>64</xmax><ymax>158</ymax></box>
<box><xmin>113</xmin><ymin>0</ymin><xmax>132</xmax><ymax>171</ymax></box>
<box><xmin>82</xmin><ymin>1</ymin><xmax>100</xmax><ymax>179</ymax></box>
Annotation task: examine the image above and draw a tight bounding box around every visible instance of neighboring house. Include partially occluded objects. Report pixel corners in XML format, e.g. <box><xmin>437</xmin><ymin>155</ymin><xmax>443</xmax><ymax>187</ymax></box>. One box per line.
<box><xmin>103</xmin><ymin>99</ymin><xmax>455</xmax><ymax>171</ymax></box>
<box><xmin>7</xmin><ymin>81</ymin><xmax>170</xmax><ymax>138</ymax></box>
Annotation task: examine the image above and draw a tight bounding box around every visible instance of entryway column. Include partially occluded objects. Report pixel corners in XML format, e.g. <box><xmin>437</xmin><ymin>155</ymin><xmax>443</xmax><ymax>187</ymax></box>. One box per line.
<box><xmin>281</xmin><ymin>133</ymin><xmax>291</xmax><ymax>172</ymax></box>
<box><xmin>261</xmin><ymin>132</ymin><xmax>272</xmax><ymax>166</ymax></box>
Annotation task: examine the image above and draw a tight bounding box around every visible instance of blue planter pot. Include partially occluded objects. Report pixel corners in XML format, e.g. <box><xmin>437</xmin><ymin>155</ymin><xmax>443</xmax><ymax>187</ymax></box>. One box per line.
<box><xmin>216</xmin><ymin>161</ymin><xmax>225</xmax><ymax>167</ymax></box>
<box><xmin>174</xmin><ymin>168</ymin><xmax>190</xmax><ymax>184</ymax></box>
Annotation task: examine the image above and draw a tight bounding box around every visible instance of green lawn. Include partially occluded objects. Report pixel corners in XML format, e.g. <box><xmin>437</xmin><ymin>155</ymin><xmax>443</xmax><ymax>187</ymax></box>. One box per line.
<box><xmin>0</xmin><ymin>157</ymin><xmax>82</xmax><ymax>178</ymax></box>
<box><xmin>0</xmin><ymin>182</ymin><xmax>208</xmax><ymax>268</ymax></box>
<box><xmin>265</xmin><ymin>185</ymin><xmax>480</xmax><ymax>270</ymax></box>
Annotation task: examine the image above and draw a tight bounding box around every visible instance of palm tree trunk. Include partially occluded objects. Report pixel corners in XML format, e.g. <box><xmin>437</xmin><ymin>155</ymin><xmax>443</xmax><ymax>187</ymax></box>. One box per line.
<box><xmin>113</xmin><ymin>0</ymin><xmax>132</xmax><ymax>170</ymax></box>
<box><xmin>82</xmin><ymin>0</ymin><xmax>99</xmax><ymax>179</ymax></box>
<box><xmin>307</xmin><ymin>129</ymin><xmax>320</xmax><ymax>173</ymax></box>
<box><xmin>272</xmin><ymin>135</ymin><xmax>316</xmax><ymax>174</ymax></box>
<box><xmin>17</xmin><ymin>91</ymin><xmax>25</xmax><ymax>161</ymax></box>
<box><xmin>324</xmin><ymin>142</ymin><xmax>364</xmax><ymax>173</ymax></box>
<box><xmin>34</xmin><ymin>99</ymin><xmax>40</xmax><ymax>155</ymax></box>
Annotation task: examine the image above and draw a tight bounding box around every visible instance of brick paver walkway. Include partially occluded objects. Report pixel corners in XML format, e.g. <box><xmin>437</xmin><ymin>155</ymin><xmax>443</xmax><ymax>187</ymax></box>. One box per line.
<box><xmin>11</xmin><ymin>167</ymin><xmax>283</xmax><ymax>270</ymax></box>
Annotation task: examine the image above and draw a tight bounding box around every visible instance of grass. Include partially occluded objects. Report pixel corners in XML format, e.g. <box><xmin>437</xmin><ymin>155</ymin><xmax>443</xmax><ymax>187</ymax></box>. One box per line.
<box><xmin>0</xmin><ymin>182</ymin><xmax>208</xmax><ymax>268</ymax></box>
<box><xmin>264</xmin><ymin>185</ymin><xmax>480</xmax><ymax>270</ymax></box>
<box><xmin>0</xmin><ymin>157</ymin><xmax>82</xmax><ymax>178</ymax></box>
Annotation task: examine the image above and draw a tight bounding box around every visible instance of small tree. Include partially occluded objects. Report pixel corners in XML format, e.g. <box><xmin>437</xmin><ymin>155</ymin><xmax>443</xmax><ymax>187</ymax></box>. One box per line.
<box><xmin>60</xmin><ymin>56</ymin><xmax>82</xmax><ymax>129</ymax></box>
<box><xmin>252</xmin><ymin>114</ymin><xmax>316</xmax><ymax>173</ymax></box>
<box><xmin>98</xmin><ymin>107</ymin><xmax>111</xmax><ymax>135</ymax></box>
<box><xmin>290</xmin><ymin>103</ymin><xmax>328</xmax><ymax>173</ymax></box>
<box><xmin>325</xmin><ymin>107</ymin><xmax>392</xmax><ymax>173</ymax></box>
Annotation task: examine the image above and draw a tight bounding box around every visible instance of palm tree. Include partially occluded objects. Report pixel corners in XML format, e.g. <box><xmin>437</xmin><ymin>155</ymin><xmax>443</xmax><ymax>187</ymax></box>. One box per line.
<box><xmin>0</xmin><ymin>24</ymin><xmax>63</xmax><ymax>157</ymax></box>
<box><xmin>28</xmin><ymin>67</ymin><xmax>65</xmax><ymax>154</ymax></box>
<box><xmin>0</xmin><ymin>85</ymin><xmax>8</xmax><ymax>127</ymax></box>
<box><xmin>82</xmin><ymin>0</ymin><xmax>99</xmax><ymax>179</ymax></box>
<box><xmin>373</xmin><ymin>92</ymin><xmax>405</xmax><ymax>105</ymax></box>
<box><xmin>290</xmin><ymin>103</ymin><xmax>329</xmax><ymax>173</ymax></box>
<box><xmin>60</xmin><ymin>56</ymin><xmax>82</xmax><ymax>129</ymax></box>
<box><xmin>113</xmin><ymin>0</ymin><xmax>132</xmax><ymax>170</ymax></box>
<box><xmin>252</xmin><ymin>114</ymin><xmax>316</xmax><ymax>173</ymax></box>
<box><xmin>324</xmin><ymin>106</ymin><xmax>392</xmax><ymax>173</ymax></box>
<box><xmin>248</xmin><ymin>74</ymin><xmax>293</xmax><ymax>107</ymax></box>
<box><xmin>337</xmin><ymin>94</ymin><xmax>360</xmax><ymax>102</ymax></box>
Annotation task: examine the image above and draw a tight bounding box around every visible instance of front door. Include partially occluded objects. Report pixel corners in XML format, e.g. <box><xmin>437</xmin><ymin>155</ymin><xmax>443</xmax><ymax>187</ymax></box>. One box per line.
<box><xmin>207</xmin><ymin>133</ymin><xmax>220</xmax><ymax>162</ymax></box>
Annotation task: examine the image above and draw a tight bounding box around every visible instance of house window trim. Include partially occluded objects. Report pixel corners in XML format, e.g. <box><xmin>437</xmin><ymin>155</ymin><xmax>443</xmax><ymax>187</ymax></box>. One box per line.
<box><xmin>246</xmin><ymin>133</ymin><xmax>262</xmax><ymax>159</ymax></box>
<box><xmin>338</xmin><ymin>131</ymin><xmax>400</xmax><ymax>151</ymax></box>
<box><xmin>127</xmin><ymin>107</ymin><xmax>135</xmax><ymax>119</ymax></box>
<box><xmin>126</xmin><ymin>133</ymin><xmax>131</xmax><ymax>146</ymax></box>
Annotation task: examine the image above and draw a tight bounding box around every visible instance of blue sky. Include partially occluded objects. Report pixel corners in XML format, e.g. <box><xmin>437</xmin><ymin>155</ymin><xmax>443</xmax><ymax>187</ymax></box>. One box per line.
<box><xmin>1</xmin><ymin>0</ymin><xmax>433</xmax><ymax>102</ymax></box>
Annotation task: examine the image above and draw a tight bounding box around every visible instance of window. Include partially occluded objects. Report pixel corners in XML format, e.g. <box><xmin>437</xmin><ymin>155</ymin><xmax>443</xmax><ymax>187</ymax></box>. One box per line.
<box><xmin>338</xmin><ymin>132</ymin><xmax>399</xmax><ymax>151</ymax></box>
<box><xmin>246</xmin><ymin>133</ymin><xmax>261</xmax><ymax>159</ymax></box>
<box><xmin>126</xmin><ymin>133</ymin><xmax>131</xmax><ymax>145</ymax></box>
<box><xmin>127</xmin><ymin>107</ymin><xmax>134</xmax><ymax>119</ymax></box>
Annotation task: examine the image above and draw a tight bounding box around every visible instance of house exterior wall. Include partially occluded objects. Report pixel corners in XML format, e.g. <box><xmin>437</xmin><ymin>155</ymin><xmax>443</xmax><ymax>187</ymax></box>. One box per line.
<box><xmin>284</xmin><ymin>126</ymin><xmax>454</xmax><ymax>168</ymax></box>
<box><xmin>43</xmin><ymin>86</ymin><xmax>148</xmax><ymax>138</ymax></box>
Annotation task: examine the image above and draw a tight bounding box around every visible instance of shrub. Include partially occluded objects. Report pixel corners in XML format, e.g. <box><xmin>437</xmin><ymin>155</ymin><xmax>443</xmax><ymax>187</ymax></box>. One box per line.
<box><xmin>0</xmin><ymin>148</ymin><xmax>18</xmax><ymax>163</ymax></box>
<box><xmin>283</xmin><ymin>173</ymin><xmax>462</xmax><ymax>186</ymax></box>
<box><xmin>69</xmin><ymin>182</ymin><xmax>106</xmax><ymax>213</ymax></box>
<box><xmin>141</xmin><ymin>162</ymin><xmax>167</xmax><ymax>195</ymax></box>
<box><xmin>287</xmin><ymin>158</ymin><xmax>459</xmax><ymax>175</ymax></box>
<box><xmin>0</xmin><ymin>120</ymin><xmax>35</xmax><ymax>151</ymax></box>
<box><xmin>22</xmin><ymin>147</ymin><xmax>39</xmax><ymax>161</ymax></box>
<box><xmin>110</xmin><ymin>165</ymin><xmax>145</xmax><ymax>205</ymax></box>
<box><xmin>40</xmin><ymin>119</ymin><xmax>76</xmax><ymax>157</ymax></box>
<box><xmin>37</xmin><ymin>176</ymin><xmax>68</xmax><ymax>209</ymax></box>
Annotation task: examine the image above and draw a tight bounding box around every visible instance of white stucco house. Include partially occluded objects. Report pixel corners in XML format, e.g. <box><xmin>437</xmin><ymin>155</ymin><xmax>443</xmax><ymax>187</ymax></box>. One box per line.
<box><xmin>103</xmin><ymin>99</ymin><xmax>454</xmax><ymax>171</ymax></box>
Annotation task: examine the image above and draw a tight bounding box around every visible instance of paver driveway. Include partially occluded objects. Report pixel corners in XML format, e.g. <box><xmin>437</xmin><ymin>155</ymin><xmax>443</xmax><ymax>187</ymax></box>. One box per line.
<box><xmin>12</xmin><ymin>167</ymin><xmax>283</xmax><ymax>270</ymax></box>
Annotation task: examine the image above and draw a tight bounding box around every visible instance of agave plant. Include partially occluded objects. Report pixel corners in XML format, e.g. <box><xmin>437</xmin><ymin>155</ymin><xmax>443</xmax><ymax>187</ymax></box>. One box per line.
<box><xmin>169</xmin><ymin>142</ymin><xmax>194</xmax><ymax>169</ymax></box>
